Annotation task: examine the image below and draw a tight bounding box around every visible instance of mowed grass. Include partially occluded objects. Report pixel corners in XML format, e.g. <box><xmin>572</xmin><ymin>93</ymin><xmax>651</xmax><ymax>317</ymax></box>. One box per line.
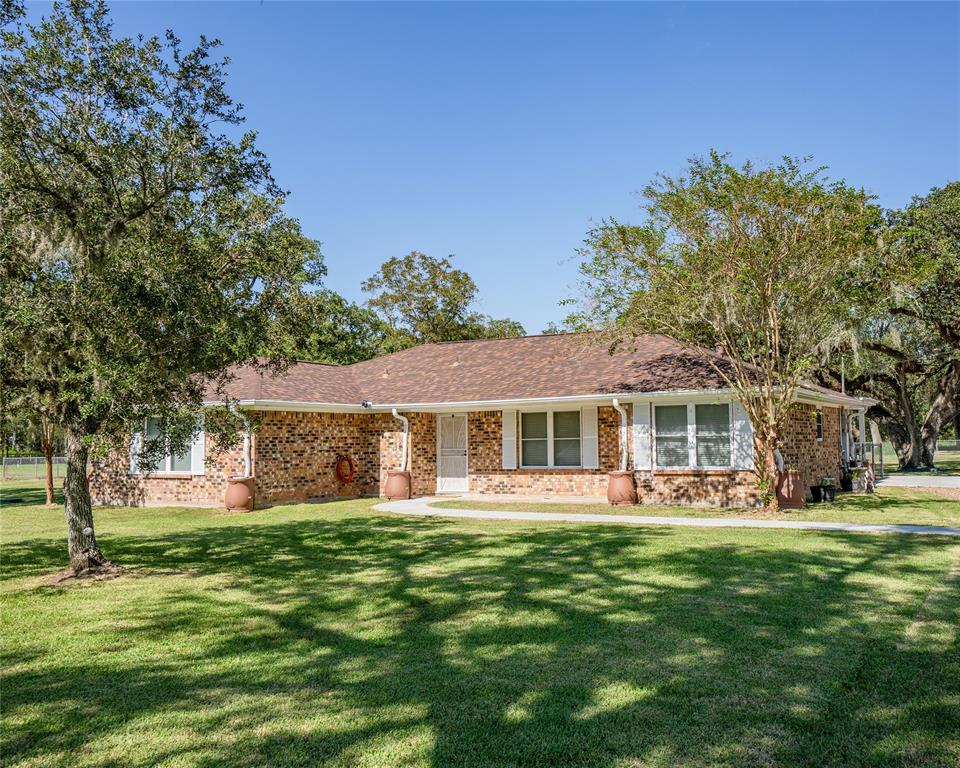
<box><xmin>883</xmin><ymin>449</ymin><xmax>960</xmax><ymax>476</ymax></box>
<box><xmin>2</xmin><ymin>481</ymin><xmax>960</xmax><ymax>768</ymax></box>
<box><xmin>430</xmin><ymin>486</ymin><xmax>960</xmax><ymax>526</ymax></box>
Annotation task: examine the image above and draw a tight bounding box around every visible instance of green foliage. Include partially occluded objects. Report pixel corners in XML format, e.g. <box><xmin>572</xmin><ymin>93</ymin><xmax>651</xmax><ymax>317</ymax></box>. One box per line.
<box><xmin>0</xmin><ymin>0</ymin><xmax>321</xmax><ymax>563</ymax></box>
<box><xmin>282</xmin><ymin>289</ymin><xmax>393</xmax><ymax>365</ymax></box>
<box><xmin>830</xmin><ymin>182</ymin><xmax>960</xmax><ymax>466</ymax></box>
<box><xmin>572</xmin><ymin>152</ymin><xmax>879</xmax><ymax>505</ymax></box>
<box><xmin>0</xmin><ymin>0</ymin><xmax>321</xmax><ymax>453</ymax></box>
<box><xmin>362</xmin><ymin>251</ymin><xmax>524</xmax><ymax>345</ymax></box>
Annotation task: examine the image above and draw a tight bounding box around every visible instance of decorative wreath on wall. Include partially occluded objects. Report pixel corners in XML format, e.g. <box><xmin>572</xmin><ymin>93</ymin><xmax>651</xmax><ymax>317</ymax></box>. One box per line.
<box><xmin>335</xmin><ymin>454</ymin><xmax>356</xmax><ymax>485</ymax></box>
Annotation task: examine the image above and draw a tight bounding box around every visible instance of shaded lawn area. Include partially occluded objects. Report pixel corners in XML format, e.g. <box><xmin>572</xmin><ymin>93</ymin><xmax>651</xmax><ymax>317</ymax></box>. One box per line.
<box><xmin>884</xmin><ymin>449</ymin><xmax>960</xmax><ymax>477</ymax></box>
<box><xmin>431</xmin><ymin>486</ymin><xmax>960</xmax><ymax>527</ymax></box>
<box><xmin>2</xmin><ymin>482</ymin><xmax>959</xmax><ymax>767</ymax></box>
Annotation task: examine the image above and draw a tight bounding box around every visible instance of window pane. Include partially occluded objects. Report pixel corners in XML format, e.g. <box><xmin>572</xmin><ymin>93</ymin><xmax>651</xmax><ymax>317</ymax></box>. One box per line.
<box><xmin>522</xmin><ymin>439</ymin><xmax>548</xmax><ymax>466</ymax></box>
<box><xmin>655</xmin><ymin>406</ymin><xmax>689</xmax><ymax>467</ymax></box>
<box><xmin>145</xmin><ymin>417</ymin><xmax>161</xmax><ymax>440</ymax></box>
<box><xmin>695</xmin><ymin>404</ymin><xmax>730</xmax><ymax>467</ymax></box>
<box><xmin>553</xmin><ymin>411</ymin><xmax>580</xmax><ymax>439</ymax></box>
<box><xmin>554</xmin><ymin>438</ymin><xmax>581</xmax><ymax>466</ymax></box>
<box><xmin>656</xmin><ymin>436</ymin><xmax>689</xmax><ymax>467</ymax></box>
<box><xmin>656</xmin><ymin>405</ymin><xmax>687</xmax><ymax>435</ymax></box>
<box><xmin>521</xmin><ymin>412</ymin><xmax>548</xmax><ymax>439</ymax></box>
<box><xmin>171</xmin><ymin>447</ymin><xmax>192</xmax><ymax>472</ymax></box>
<box><xmin>695</xmin><ymin>404</ymin><xmax>729</xmax><ymax>436</ymax></box>
<box><xmin>697</xmin><ymin>437</ymin><xmax>730</xmax><ymax>467</ymax></box>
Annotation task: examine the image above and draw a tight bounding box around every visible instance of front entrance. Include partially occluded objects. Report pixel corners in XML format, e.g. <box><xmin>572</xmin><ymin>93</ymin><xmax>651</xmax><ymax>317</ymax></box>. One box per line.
<box><xmin>436</xmin><ymin>413</ymin><xmax>468</xmax><ymax>493</ymax></box>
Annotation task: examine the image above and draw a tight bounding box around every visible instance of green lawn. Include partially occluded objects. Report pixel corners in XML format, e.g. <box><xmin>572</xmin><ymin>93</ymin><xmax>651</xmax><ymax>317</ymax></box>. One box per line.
<box><xmin>882</xmin><ymin>448</ymin><xmax>960</xmax><ymax>477</ymax></box>
<box><xmin>430</xmin><ymin>486</ymin><xmax>960</xmax><ymax>527</ymax></box>
<box><xmin>2</xmin><ymin>480</ymin><xmax>959</xmax><ymax>768</ymax></box>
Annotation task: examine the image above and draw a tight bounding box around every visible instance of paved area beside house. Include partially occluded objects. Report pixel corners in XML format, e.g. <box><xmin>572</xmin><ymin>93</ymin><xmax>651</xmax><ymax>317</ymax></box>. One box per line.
<box><xmin>878</xmin><ymin>474</ymin><xmax>960</xmax><ymax>488</ymax></box>
<box><xmin>375</xmin><ymin>497</ymin><xmax>960</xmax><ymax>537</ymax></box>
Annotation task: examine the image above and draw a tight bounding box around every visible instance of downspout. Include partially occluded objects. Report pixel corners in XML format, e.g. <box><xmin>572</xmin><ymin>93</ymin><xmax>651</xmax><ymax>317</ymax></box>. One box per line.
<box><xmin>392</xmin><ymin>408</ymin><xmax>409</xmax><ymax>471</ymax></box>
<box><xmin>229</xmin><ymin>404</ymin><xmax>252</xmax><ymax>478</ymax></box>
<box><xmin>612</xmin><ymin>398</ymin><xmax>629</xmax><ymax>473</ymax></box>
<box><xmin>242</xmin><ymin>424</ymin><xmax>251</xmax><ymax>478</ymax></box>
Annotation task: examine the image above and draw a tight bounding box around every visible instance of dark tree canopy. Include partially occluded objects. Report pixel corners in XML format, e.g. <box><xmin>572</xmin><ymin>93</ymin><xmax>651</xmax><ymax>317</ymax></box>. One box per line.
<box><xmin>0</xmin><ymin>0</ymin><xmax>321</xmax><ymax>570</ymax></box>
<box><xmin>362</xmin><ymin>251</ymin><xmax>525</xmax><ymax>346</ymax></box>
<box><xmin>821</xmin><ymin>181</ymin><xmax>960</xmax><ymax>467</ymax></box>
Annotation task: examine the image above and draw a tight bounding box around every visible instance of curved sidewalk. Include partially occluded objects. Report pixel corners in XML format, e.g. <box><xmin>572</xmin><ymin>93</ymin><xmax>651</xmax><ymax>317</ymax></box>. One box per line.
<box><xmin>375</xmin><ymin>498</ymin><xmax>960</xmax><ymax>537</ymax></box>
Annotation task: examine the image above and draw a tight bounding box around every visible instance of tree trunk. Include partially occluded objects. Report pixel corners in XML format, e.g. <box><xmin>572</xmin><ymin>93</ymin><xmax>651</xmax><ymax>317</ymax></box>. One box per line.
<box><xmin>40</xmin><ymin>414</ymin><xmax>56</xmax><ymax>506</ymax></box>
<box><xmin>63</xmin><ymin>427</ymin><xmax>107</xmax><ymax>572</ymax></box>
<box><xmin>753</xmin><ymin>431</ymin><xmax>780</xmax><ymax>511</ymax></box>
<box><xmin>919</xmin><ymin>361</ymin><xmax>960</xmax><ymax>466</ymax></box>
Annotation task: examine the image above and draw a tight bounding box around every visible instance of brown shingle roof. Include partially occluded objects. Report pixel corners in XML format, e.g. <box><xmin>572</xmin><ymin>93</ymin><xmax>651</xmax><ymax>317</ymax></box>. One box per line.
<box><xmin>209</xmin><ymin>333</ymin><xmax>861</xmax><ymax>407</ymax></box>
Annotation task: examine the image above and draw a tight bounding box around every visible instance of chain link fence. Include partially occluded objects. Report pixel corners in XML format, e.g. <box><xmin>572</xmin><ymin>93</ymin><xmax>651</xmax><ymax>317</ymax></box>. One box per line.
<box><xmin>2</xmin><ymin>456</ymin><xmax>67</xmax><ymax>481</ymax></box>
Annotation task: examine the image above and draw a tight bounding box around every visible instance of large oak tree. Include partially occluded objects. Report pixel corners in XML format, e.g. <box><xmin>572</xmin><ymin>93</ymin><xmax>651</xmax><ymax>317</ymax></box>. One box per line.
<box><xmin>0</xmin><ymin>1</ymin><xmax>321</xmax><ymax>571</ymax></box>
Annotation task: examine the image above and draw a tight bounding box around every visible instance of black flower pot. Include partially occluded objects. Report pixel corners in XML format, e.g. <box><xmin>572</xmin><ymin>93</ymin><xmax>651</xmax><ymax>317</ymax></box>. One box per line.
<box><xmin>840</xmin><ymin>476</ymin><xmax>853</xmax><ymax>492</ymax></box>
<box><xmin>822</xmin><ymin>486</ymin><xmax>837</xmax><ymax>502</ymax></box>
<box><xmin>809</xmin><ymin>486</ymin><xmax>823</xmax><ymax>503</ymax></box>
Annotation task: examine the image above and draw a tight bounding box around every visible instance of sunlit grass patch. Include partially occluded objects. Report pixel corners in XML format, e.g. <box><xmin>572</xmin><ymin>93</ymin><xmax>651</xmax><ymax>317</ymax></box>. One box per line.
<box><xmin>2</xmin><ymin>480</ymin><xmax>959</xmax><ymax>767</ymax></box>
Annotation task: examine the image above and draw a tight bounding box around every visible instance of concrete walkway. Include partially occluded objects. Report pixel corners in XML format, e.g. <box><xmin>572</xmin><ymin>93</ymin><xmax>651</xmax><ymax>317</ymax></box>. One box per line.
<box><xmin>375</xmin><ymin>498</ymin><xmax>960</xmax><ymax>537</ymax></box>
<box><xmin>878</xmin><ymin>474</ymin><xmax>960</xmax><ymax>488</ymax></box>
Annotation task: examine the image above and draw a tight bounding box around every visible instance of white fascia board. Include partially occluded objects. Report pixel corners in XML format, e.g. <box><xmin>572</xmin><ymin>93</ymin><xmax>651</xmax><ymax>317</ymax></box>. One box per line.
<box><xmin>202</xmin><ymin>386</ymin><xmax>872</xmax><ymax>414</ymax></box>
<box><xmin>794</xmin><ymin>389</ymin><xmax>876</xmax><ymax>410</ymax></box>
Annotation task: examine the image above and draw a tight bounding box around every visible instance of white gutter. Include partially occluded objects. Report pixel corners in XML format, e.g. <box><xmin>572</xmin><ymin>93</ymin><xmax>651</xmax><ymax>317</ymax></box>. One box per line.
<box><xmin>206</xmin><ymin>386</ymin><xmax>874</xmax><ymax>415</ymax></box>
<box><xmin>611</xmin><ymin>398</ymin><xmax>629</xmax><ymax>472</ymax></box>
<box><xmin>392</xmin><ymin>408</ymin><xmax>409</xmax><ymax>472</ymax></box>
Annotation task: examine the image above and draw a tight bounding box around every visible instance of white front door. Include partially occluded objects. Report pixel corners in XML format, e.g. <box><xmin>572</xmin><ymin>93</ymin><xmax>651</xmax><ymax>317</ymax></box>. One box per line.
<box><xmin>436</xmin><ymin>413</ymin><xmax>468</xmax><ymax>493</ymax></box>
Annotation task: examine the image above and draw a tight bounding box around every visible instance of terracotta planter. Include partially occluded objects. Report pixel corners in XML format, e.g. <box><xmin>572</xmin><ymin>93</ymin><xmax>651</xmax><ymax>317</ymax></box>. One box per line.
<box><xmin>607</xmin><ymin>471</ymin><xmax>638</xmax><ymax>506</ymax></box>
<box><xmin>384</xmin><ymin>470</ymin><xmax>411</xmax><ymax>500</ymax></box>
<box><xmin>776</xmin><ymin>470</ymin><xmax>806</xmax><ymax>509</ymax></box>
<box><xmin>225</xmin><ymin>476</ymin><xmax>256</xmax><ymax>512</ymax></box>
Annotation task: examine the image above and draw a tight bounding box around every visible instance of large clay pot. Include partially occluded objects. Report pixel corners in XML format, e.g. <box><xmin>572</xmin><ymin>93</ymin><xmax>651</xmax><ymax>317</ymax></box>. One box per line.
<box><xmin>384</xmin><ymin>470</ymin><xmax>411</xmax><ymax>501</ymax></box>
<box><xmin>607</xmin><ymin>471</ymin><xmax>638</xmax><ymax>506</ymax></box>
<box><xmin>225</xmin><ymin>476</ymin><xmax>256</xmax><ymax>512</ymax></box>
<box><xmin>776</xmin><ymin>470</ymin><xmax>806</xmax><ymax>510</ymax></box>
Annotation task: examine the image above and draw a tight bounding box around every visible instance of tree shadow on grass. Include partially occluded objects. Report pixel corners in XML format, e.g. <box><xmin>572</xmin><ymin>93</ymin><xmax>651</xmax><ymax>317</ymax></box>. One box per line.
<box><xmin>3</xmin><ymin>511</ymin><xmax>958</xmax><ymax>768</ymax></box>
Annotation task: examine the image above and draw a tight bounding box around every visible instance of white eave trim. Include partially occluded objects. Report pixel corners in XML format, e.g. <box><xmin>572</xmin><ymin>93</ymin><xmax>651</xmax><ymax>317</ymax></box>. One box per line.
<box><xmin>203</xmin><ymin>385</ymin><xmax>873</xmax><ymax>414</ymax></box>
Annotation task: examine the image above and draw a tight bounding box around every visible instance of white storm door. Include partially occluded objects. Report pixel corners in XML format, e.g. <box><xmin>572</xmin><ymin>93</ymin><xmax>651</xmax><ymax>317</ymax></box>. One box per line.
<box><xmin>437</xmin><ymin>413</ymin><xmax>468</xmax><ymax>493</ymax></box>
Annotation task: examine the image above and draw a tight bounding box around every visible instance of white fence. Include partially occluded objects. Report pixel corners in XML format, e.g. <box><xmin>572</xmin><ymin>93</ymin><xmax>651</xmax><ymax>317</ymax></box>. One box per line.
<box><xmin>2</xmin><ymin>456</ymin><xmax>67</xmax><ymax>481</ymax></box>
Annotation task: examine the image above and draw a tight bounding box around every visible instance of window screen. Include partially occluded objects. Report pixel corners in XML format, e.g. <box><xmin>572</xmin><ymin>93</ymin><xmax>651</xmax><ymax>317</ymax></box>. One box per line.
<box><xmin>655</xmin><ymin>405</ymin><xmax>689</xmax><ymax>467</ymax></box>
<box><xmin>695</xmin><ymin>404</ymin><xmax>731</xmax><ymax>467</ymax></box>
<box><xmin>553</xmin><ymin>411</ymin><xmax>581</xmax><ymax>466</ymax></box>
<box><xmin>521</xmin><ymin>412</ymin><xmax>548</xmax><ymax>466</ymax></box>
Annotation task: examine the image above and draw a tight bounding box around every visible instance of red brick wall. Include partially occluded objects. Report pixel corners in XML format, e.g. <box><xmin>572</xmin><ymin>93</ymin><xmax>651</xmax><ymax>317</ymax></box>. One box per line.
<box><xmin>781</xmin><ymin>404</ymin><xmax>842</xmax><ymax>491</ymax></box>
<box><xmin>89</xmin><ymin>440</ymin><xmax>245</xmax><ymax>506</ymax></box>
<box><xmin>91</xmin><ymin>403</ymin><xmax>840</xmax><ymax>508</ymax></box>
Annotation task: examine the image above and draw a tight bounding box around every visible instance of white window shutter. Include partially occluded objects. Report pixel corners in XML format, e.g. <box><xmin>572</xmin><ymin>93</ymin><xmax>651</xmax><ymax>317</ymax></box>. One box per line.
<box><xmin>732</xmin><ymin>399</ymin><xmax>754</xmax><ymax>470</ymax></box>
<box><xmin>129</xmin><ymin>432</ymin><xmax>142</xmax><ymax>475</ymax></box>
<box><xmin>632</xmin><ymin>401</ymin><xmax>651</xmax><ymax>469</ymax></box>
<box><xmin>191</xmin><ymin>417</ymin><xmax>206</xmax><ymax>476</ymax></box>
<box><xmin>501</xmin><ymin>410</ymin><xmax>517</xmax><ymax>470</ymax></box>
<box><xmin>581</xmin><ymin>406</ymin><xmax>599</xmax><ymax>469</ymax></box>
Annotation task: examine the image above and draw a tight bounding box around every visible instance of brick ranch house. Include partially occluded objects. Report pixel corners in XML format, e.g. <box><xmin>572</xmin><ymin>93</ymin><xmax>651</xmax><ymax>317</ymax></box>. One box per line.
<box><xmin>90</xmin><ymin>333</ymin><xmax>875</xmax><ymax>508</ymax></box>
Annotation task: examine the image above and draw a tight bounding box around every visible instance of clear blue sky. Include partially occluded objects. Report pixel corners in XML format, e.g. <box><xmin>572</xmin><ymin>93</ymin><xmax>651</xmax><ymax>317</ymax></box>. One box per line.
<box><xmin>28</xmin><ymin>1</ymin><xmax>960</xmax><ymax>333</ymax></box>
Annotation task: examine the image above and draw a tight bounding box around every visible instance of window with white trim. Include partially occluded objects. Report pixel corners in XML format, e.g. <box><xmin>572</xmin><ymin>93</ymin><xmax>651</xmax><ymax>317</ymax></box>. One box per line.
<box><xmin>654</xmin><ymin>405</ymin><xmax>689</xmax><ymax>467</ymax></box>
<box><xmin>142</xmin><ymin>416</ymin><xmax>192</xmax><ymax>473</ymax></box>
<box><xmin>520</xmin><ymin>410</ymin><xmax>581</xmax><ymax>467</ymax></box>
<box><xmin>695</xmin><ymin>404</ymin><xmax>731</xmax><ymax>467</ymax></box>
<box><xmin>815</xmin><ymin>409</ymin><xmax>824</xmax><ymax>442</ymax></box>
<box><xmin>654</xmin><ymin>403</ymin><xmax>732</xmax><ymax>469</ymax></box>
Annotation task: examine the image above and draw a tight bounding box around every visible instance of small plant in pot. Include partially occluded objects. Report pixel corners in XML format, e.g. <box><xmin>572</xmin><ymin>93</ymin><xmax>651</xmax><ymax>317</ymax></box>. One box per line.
<box><xmin>820</xmin><ymin>476</ymin><xmax>837</xmax><ymax>502</ymax></box>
